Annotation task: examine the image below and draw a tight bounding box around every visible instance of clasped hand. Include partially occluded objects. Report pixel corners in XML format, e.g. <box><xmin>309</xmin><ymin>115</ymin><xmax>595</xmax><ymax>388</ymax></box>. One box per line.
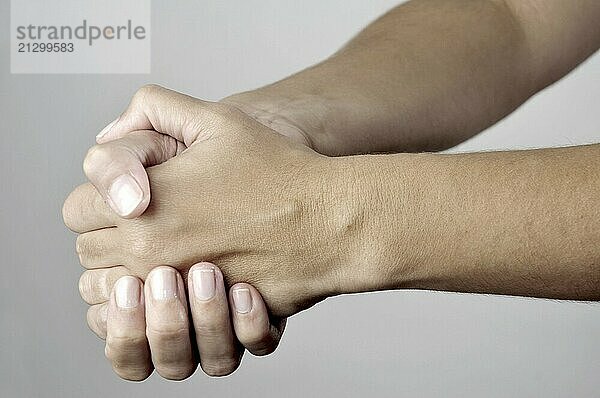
<box><xmin>63</xmin><ymin>85</ymin><xmax>354</xmax><ymax>380</ymax></box>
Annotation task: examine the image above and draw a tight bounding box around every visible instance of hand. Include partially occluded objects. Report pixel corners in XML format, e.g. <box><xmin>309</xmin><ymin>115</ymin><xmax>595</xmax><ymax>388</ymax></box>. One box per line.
<box><xmin>82</xmin><ymin>263</ymin><xmax>285</xmax><ymax>380</ymax></box>
<box><xmin>64</xmin><ymin>85</ymin><xmax>352</xmax><ymax>318</ymax></box>
<box><xmin>64</xmin><ymin>85</ymin><xmax>317</xmax><ymax>379</ymax></box>
<box><xmin>84</xmin><ymin>85</ymin><xmax>314</xmax><ymax>219</ymax></box>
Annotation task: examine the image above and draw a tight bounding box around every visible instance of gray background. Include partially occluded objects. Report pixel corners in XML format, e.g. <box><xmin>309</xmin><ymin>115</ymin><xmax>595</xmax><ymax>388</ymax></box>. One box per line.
<box><xmin>1</xmin><ymin>1</ymin><xmax>599</xmax><ymax>397</ymax></box>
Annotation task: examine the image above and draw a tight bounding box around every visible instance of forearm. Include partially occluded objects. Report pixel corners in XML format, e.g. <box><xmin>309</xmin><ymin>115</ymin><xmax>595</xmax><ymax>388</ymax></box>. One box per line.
<box><xmin>330</xmin><ymin>144</ymin><xmax>600</xmax><ymax>300</ymax></box>
<box><xmin>225</xmin><ymin>0</ymin><xmax>600</xmax><ymax>156</ymax></box>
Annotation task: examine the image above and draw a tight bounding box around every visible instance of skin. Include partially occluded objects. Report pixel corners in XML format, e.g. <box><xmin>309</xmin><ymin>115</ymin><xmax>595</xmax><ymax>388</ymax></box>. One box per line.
<box><xmin>66</xmin><ymin>96</ymin><xmax>339</xmax><ymax>317</ymax></box>
<box><xmin>70</xmin><ymin>94</ymin><xmax>293</xmax><ymax>379</ymax></box>
<box><xmin>65</xmin><ymin>91</ymin><xmax>600</xmax><ymax>381</ymax></box>
<box><xmin>81</xmin><ymin>260</ymin><xmax>284</xmax><ymax>380</ymax></box>
<box><xmin>66</xmin><ymin>90</ymin><xmax>600</xmax><ymax>306</ymax></box>
<box><xmin>63</xmin><ymin>0</ymin><xmax>600</xmax><ymax>381</ymax></box>
<box><xmin>224</xmin><ymin>0</ymin><xmax>600</xmax><ymax>156</ymax></box>
<box><xmin>102</xmin><ymin>265</ymin><xmax>284</xmax><ymax>381</ymax></box>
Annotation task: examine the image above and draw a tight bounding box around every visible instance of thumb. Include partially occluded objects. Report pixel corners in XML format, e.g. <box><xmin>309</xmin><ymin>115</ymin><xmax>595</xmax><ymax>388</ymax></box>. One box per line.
<box><xmin>84</xmin><ymin>130</ymin><xmax>185</xmax><ymax>218</ymax></box>
<box><xmin>95</xmin><ymin>84</ymin><xmax>225</xmax><ymax>147</ymax></box>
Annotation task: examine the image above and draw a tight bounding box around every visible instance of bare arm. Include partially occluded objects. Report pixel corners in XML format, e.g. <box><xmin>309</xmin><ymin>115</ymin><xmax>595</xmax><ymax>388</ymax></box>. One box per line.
<box><xmin>224</xmin><ymin>0</ymin><xmax>600</xmax><ymax>155</ymax></box>
<box><xmin>334</xmin><ymin>143</ymin><xmax>600</xmax><ymax>300</ymax></box>
<box><xmin>72</xmin><ymin>90</ymin><xmax>600</xmax><ymax>309</ymax></box>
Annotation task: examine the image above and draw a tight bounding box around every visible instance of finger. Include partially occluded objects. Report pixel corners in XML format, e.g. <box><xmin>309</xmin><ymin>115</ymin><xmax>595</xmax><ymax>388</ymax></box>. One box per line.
<box><xmin>76</xmin><ymin>229</ymin><xmax>123</xmax><ymax>269</ymax></box>
<box><xmin>188</xmin><ymin>263</ymin><xmax>242</xmax><ymax>377</ymax></box>
<box><xmin>105</xmin><ymin>276</ymin><xmax>153</xmax><ymax>381</ymax></box>
<box><xmin>145</xmin><ymin>266</ymin><xmax>196</xmax><ymax>381</ymax></box>
<box><xmin>230</xmin><ymin>284</ymin><xmax>286</xmax><ymax>357</ymax></box>
<box><xmin>63</xmin><ymin>183</ymin><xmax>118</xmax><ymax>233</ymax></box>
<box><xmin>79</xmin><ymin>266</ymin><xmax>131</xmax><ymax>305</ymax></box>
<box><xmin>87</xmin><ymin>302</ymin><xmax>108</xmax><ymax>339</ymax></box>
<box><xmin>95</xmin><ymin>84</ymin><xmax>228</xmax><ymax>147</ymax></box>
<box><xmin>83</xmin><ymin>130</ymin><xmax>183</xmax><ymax>219</ymax></box>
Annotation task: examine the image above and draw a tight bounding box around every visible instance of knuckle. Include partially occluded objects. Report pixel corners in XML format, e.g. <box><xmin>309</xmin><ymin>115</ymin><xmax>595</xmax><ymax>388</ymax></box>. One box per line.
<box><xmin>63</xmin><ymin>184</ymin><xmax>100</xmax><ymax>232</ymax></box>
<box><xmin>208</xmin><ymin>101</ymin><xmax>233</xmax><ymax>115</ymax></box>
<box><xmin>106</xmin><ymin>341</ymin><xmax>153</xmax><ymax>382</ymax></box>
<box><xmin>63</xmin><ymin>185</ymin><xmax>88</xmax><ymax>231</ymax></box>
<box><xmin>146</xmin><ymin>328</ymin><xmax>193</xmax><ymax>379</ymax></box>
<box><xmin>146</xmin><ymin>325</ymin><xmax>189</xmax><ymax>343</ymax></box>
<box><xmin>132</xmin><ymin>84</ymin><xmax>162</xmax><ymax>105</ymax></box>
<box><xmin>86</xmin><ymin>307</ymin><xmax>106</xmax><ymax>338</ymax></box>
<box><xmin>127</xmin><ymin>235</ymin><xmax>154</xmax><ymax>261</ymax></box>
<box><xmin>139</xmin><ymin>83</ymin><xmax>161</xmax><ymax>94</ymax></box>
<box><xmin>105</xmin><ymin>266</ymin><xmax>129</xmax><ymax>289</ymax></box>
<box><xmin>75</xmin><ymin>234</ymin><xmax>98</xmax><ymax>266</ymax></box>
<box><xmin>248</xmin><ymin>344</ymin><xmax>276</xmax><ymax>357</ymax></box>
<box><xmin>113</xmin><ymin>366</ymin><xmax>152</xmax><ymax>382</ymax></box>
<box><xmin>240</xmin><ymin>329</ymin><xmax>272</xmax><ymax>353</ymax></box>
<box><xmin>83</xmin><ymin>144</ymin><xmax>111</xmax><ymax>176</ymax></box>
<box><xmin>87</xmin><ymin>319</ymin><xmax>98</xmax><ymax>337</ymax></box>
<box><xmin>208</xmin><ymin>102</ymin><xmax>241</xmax><ymax>124</ymax></box>
<box><xmin>86</xmin><ymin>306</ymin><xmax>97</xmax><ymax>329</ymax></box>
<box><xmin>79</xmin><ymin>270</ymin><xmax>111</xmax><ymax>304</ymax></box>
<box><xmin>62</xmin><ymin>193</ymin><xmax>76</xmax><ymax>230</ymax></box>
<box><xmin>87</xmin><ymin>305</ymin><xmax>107</xmax><ymax>338</ymax></box>
<box><xmin>194</xmin><ymin>321</ymin><xmax>225</xmax><ymax>337</ymax></box>
<box><xmin>90</xmin><ymin>190</ymin><xmax>110</xmax><ymax>219</ymax></box>
<box><xmin>78</xmin><ymin>272</ymin><xmax>94</xmax><ymax>302</ymax></box>
<box><xmin>125</xmin><ymin>230</ymin><xmax>166</xmax><ymax>265</ymax></box>
<box><xmin>155</xmin><ymin>365</ymin><xmax>195</xmax><ymax>381</ymax></box>
<box><xmin>106</xmin><ymin>333</ymin><xmax>148</xmax><ymax>359</ymax></box>
<box><xmin>75</xmin><ymin>234</ymin><xmax>87</xmax><ymax>256</ymax></box>
<box><xmin>201</xmin><ymin>358</ymin><xmax>240</xmax><ymax>377</ymax></box>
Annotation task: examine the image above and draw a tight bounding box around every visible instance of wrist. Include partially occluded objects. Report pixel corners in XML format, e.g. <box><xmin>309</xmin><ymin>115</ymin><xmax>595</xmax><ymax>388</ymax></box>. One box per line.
<box><xmin>221</xmin><ymin>89</ymin><xmax>334</xmax><ymax>153</ymax></box>
<box><xmin>314</xmin><ymin>155</ymin><xmax>402</xmax><ymax>297</ymax></box>
<box><xmin>321</xmin><ymin>153</ymin><xmax>443</xmax><ymax>296</ymax></box>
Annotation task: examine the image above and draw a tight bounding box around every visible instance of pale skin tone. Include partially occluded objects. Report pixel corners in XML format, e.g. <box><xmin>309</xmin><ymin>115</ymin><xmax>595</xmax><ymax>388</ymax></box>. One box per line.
<box><xmin>62</xmin><ymin>0</ymin><xmax>600</xmax><ymax>381</ymax></box>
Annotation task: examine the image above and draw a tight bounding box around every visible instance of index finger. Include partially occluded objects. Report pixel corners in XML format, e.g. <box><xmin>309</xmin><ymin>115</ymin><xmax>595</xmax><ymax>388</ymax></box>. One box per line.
<box><xmin>96</xmin><ymin>84</ymin><xmax>227</xmax><ymax>147</ymax></box>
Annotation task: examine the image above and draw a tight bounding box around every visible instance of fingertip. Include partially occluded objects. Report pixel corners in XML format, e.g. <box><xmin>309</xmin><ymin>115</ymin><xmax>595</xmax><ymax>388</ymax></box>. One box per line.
<box><xmin>108</xmin><ymin>276</ymin><xmax>145</xmax><ymax>329</ymax></box>
<box><xmin>189</xmin><ymin>261</ymin><xmax>218</xmax><ymax>274</ymax></box>
<box><xmin>113</xmin><ymin>275</ymin><xmax>144</xmax><ymax>308</ymax></box>
<box><xmin>145</xmin><ymin>265</ymin><xmax>178</xmax><ymax>285</ymax></box>
<box><xmin>187</xmin><ymin>262</ymin><xmax>241</xmax><ymax>378</ymax></box>
<box><xmin>229</xmin><ymin>283</ymin><xmax>282</xmax><ymax>356</ymax></box>
<box><xmin>188</xmin><ymin>262</ymin><xmax>223</xmax><ymax>299</ymax></box>
<box><xmin>230</xmin><ymin>282</ymin><xmax>257</xmax><ymax>293</ymax></box>
<box><xmin>144</xmin><ymin>266</ymin><xmax>188</xmax><ymax>311</ymax></box>
<box><xmin>230</xmin><ymin>283</ymin><xmax>257</xmax><ymax>315</ymax></box>
<box><xmin>83</xmin><ymin>138</ymin><xmax>155</xmax><ymax>220</ymax></box>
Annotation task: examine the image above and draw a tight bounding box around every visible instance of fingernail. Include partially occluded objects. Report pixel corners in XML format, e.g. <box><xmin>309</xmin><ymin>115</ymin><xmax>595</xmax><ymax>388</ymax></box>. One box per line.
<box><xmin>150</xmin><ymin>268</ymin><xmax>177</xmax><ymax>301</ymax></box>
<box><xmin>232</xmin><ymin>288</ymin><xmax>252</xmax><ymax>314</ymax></box>
<box><xmin>192</xmin><ymin>266</ymin><xmax>216</xmax><ymax>301</ymax></box>
<box><xmin>115</xmin><ymin>276</ymin><xmax>140</xmax><ymax>309</ymax></box>
<box><xmin>96</xmin><ymin>117</ymin><xmax>119</xmax><ymax>140</ymax></box>
<box><xmin>108</xmin><ymin>174</ymin><xmax>143</xmax><ymax>217</ymax></box>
